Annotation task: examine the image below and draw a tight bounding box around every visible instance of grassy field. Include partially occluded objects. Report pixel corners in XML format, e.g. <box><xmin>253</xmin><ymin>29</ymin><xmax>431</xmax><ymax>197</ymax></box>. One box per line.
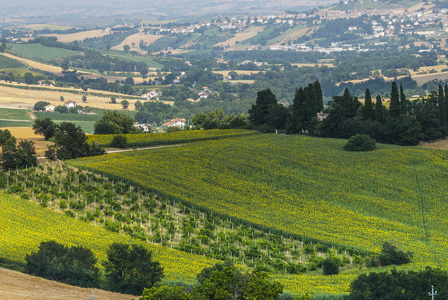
<box><xmin>0</xmin><ymin>108</ymin><xmax>31</xmax><ymax>120</ymax></box>
<box><xmin>34</xmin><ymin>112</ymin><xmax>102</xmax><ymax>122</ymax></box>
<box><xmin>0</xmin><ymin>54</ymin><xmax>25</xmax><ymax>69</ymax></box>
<box><xmin>9</xmin><ymin>44</ymin><xmax>78</xmax><ymax>61</ymax></box>
<box><xmin>0</xmin><ymin>120</ymin><xmax>33</xmax><ymax>127</ymax></box>
<box><xmin>70</xmin><ymin>134</ymin><xmax>448</xmax><ymax>295</ymax></box>
<box><xmin>0</xmin><ymin>191</ymin><xmax>216</xmax><ymax>283</ymax></box>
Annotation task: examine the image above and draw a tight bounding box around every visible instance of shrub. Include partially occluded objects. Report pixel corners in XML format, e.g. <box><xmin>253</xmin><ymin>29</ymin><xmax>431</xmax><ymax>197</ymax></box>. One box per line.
<box><xmin>322</xmin><ymin>258</ymin><xmax>339</xmax><ymax>275</ymax></box>
<box><xmin>344</xmin><ymin>134</ymin><xmax>376</xmax><ymax>151</ymax></box>
<box><xmin>110</xmin><ymin>135</ymin><xmax>127</xmax><ymax>148</ymax></box>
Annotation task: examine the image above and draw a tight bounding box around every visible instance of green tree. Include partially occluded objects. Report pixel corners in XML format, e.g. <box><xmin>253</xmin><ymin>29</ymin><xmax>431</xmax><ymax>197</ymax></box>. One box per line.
<box><xmin>248</xmin><ymin>88</ymin><xmax>278</xmax><ymax>127</ymax></box>
<box><xmin>48</xmin><ymin>122</ymin><xmax>104</xmax><ymax>160</ymax></box>
<box><xmin>60</xmin><ymin>96</ymin><xmax>64</xmax><ymax>102</ymax></box>
<box><xmin>110</xmin><ymin>96</ymin><xmax>117</xmax><ymax>104</ymax></box>
<box><xmin>82</xmin><ymin>95</ymin><xmax>87</xmax><ymax>103</ymax></box>
<box><xmin>25</xmin><ymin>241</ymin><xmax>99</xmax><ymax>288</ymax></box>
<box><xmin>350</xmin><ymin>267</ymin><xmax>448</xmax><ymax>300</ymax></box>
<box><xmin>33</xmin><ymin>101</ymin><xmax>50</xmax><ymax>111</ymax></box>
<box><xmin>24</xmin><ymin>72</ymin><xmax>35</xmax><ymax>84</ymax></box>
<box><xmin>121</xmin><ymin>100</ymin><xmax>130</xmax><ymax>109</ymax></box>
<box><xmin>400</xmin><ymin>83</ymin><xmax>407</xmax><ymax>115</ymax></box>
<box><xmin>322</xmin><ymin>258</ymin><xmax>340</xmax><ymax>275</ymax></box>
<box><xmin>123</xmin><ymin>44</ymin><xmax>130</xmax><ymax>52</ymax></box>
<box><xmin>438</xmin><ymin>85</ymin><xmax>446</xmax><ymax>126</ymax></box>
<box><xmin>344</xmin><ymin>134</ymin><xmax>376</xmax><ymax>152</ymax></box>
<box><xmin>94</xmin><ymin>111</ymin><xmax>137</xmax><ymax>134</ymax></box>
<box><xmin>124</xmin><ymin>77</ymin><xmax>134</xmax><ymax>85</ymax></box>
<box><xmin>33</xmin><ymin>118</ymin><xmax>56</xmax><ymax>140</ymax></box>
<box><xmin>103</xmin><ymin>243</ymin><xmax>164</xmax><ymax>295</ymax></box>
<box><xmin>363</xmin><ymin>88</ymin><xmax>374</xmax><ymax>120</ymax></box>
<box><xmin>374</xmin><ymin>95</ymin><xmax>386</xmax><ymax>124</ymax></box>
<box><xmin>389</xmin><ymin>82</ymin><xmax>400</xmax><ymax>117</ymax></box>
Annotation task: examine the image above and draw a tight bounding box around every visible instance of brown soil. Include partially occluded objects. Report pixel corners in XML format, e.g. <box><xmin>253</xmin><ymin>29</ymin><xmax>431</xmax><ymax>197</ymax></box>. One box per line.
<box><xmin>419</xmin><ymin>139</ymin><xmax>448</xmax><ymax>151</ymax></box>
<box><xmin>0</xmin><ymin>267</ymin><xmax>134</xmax><ymax>300</ymax></box>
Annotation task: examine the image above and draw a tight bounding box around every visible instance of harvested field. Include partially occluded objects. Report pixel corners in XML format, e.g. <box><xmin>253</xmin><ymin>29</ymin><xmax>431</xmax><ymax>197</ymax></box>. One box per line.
<box><xmin>412</xmin><ymin>72</ymin><xmax>448</xmax><ymax>86</ymax></box>
<box><xmin>111</xmin><ymin>33</ymin><xmax>162</xmax><ymax>53</ymax></box>
<box><xmin>25</xmin><ymin>24</ymin><xmax>72</xmax><ymax>31</ymax></box>
<box><xmin>213</xmin><ymin>70</ymin><xmax>264</xmax><ymax>77</ymax></box>
<box><xmin>0</xmin><ymin>83</ymin><xmax>138</xmax><ymax>110</ymax></box>
<box><xmin>1</xmin><ymin>53</ymin><xmax>64</xmax><ymax>75</ymax></box>
<box><xmin>42</xmin><ymin>29</ymin><xmax>111</xmax><ymax>43</ymax></box>
<box><xmin>6</xmin><ymin>127</ymin><xmax>53</xmax><ymax>156</ymax></box>
<box><xmin>0</xmin><ymin>267</ymin><xmax>133</xmax><ymax>300</ymax></box>
<box><xmin>280</xmin><ymin>27</ymin><xmax>314</xmax><ymax>44</ymax></box>
<box><xmin>214</xmin><ymin>27</ymin><xmax>264</xmax><ymax>48</ymax></box>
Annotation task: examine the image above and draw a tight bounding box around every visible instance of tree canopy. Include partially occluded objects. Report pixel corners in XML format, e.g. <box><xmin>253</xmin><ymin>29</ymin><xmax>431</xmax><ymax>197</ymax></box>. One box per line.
<box><xmin>94</xmin><ymin>111</ymin><xmax>138</xmax><ymax>135</ymax></box>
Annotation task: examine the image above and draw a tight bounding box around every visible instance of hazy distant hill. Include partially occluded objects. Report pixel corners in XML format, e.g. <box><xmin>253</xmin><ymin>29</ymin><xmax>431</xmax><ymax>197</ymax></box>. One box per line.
<box><xmin>0</xmin><ymin>0</ymin><xmax>335</xmax><ymax>25</ymax></box>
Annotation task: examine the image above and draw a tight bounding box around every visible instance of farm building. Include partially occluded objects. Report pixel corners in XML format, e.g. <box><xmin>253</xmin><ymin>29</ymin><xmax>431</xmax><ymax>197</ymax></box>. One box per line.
<box><xmin>44</xmin><ymin>104</ymin><xmax>55</xmax><ymax>112</ymax></box>
<box><xmin>161</xmin><ymin>118</ymin><xmax>186</xmax><ymax>129</ymax></box>
<box><xmin>64</xmin><ymin>100</ymin><xmax>77</xmax><ymax>108</ymax></box>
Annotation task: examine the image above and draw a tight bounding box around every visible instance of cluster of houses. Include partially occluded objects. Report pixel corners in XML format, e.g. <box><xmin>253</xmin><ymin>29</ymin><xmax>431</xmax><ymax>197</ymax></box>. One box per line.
<box><xmin>42</xmin><ymin>100</ymin><xmax>77</xmax><ymax>112</ymax></box>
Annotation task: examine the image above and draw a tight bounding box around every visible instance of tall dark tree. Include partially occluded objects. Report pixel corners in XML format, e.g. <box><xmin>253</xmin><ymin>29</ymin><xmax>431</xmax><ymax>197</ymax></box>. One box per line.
<box><xmin>375</xmin><ymin>95</ymin><xmax>386</xmax><ymax>124</ymax></box>
<box><xmin>389</xmin><ymin>82</ymin><xmax>400</xmax><ymax>117</ymax></box>
<box><xmin>33</xmin><ymin>118</ymin><xmax>57</xmax><ymax>140</ymax></box>
<box><xmin>103</xmin><ymin>243</ymin><xmax>164</xmax><ymax>296</ymax></box>
<box><xmin>400</xmin><ymin>84</ymin><xmax>407</xmax><ymax>115</ymax></box>
<box><xmin>248</xmin><ymin>88</ymin><xmax>278</xmax><ymax>126</ymax></box>
<box><xmin>445</xmin><ymin>84</ymin><xmax>448</xmax><ymax>127</ymax></box>
<box><xmin>363</xmin><ymin>88</ymin><xmax>374</xmax><ymax>120</ymax></box>
<box><xmin>314</xmin><ymin>80</ymin><xmax>324</xmax><ymax>112</ymax></box>
<box><xmin>438</xmin><ymin>85</ymin><xmax>446</xmax><ymax>126</ymax></box>
<box><xmin>48</xmin><ymin>122</ymin><xmax>104</xmax><ymax>160</ymax></box>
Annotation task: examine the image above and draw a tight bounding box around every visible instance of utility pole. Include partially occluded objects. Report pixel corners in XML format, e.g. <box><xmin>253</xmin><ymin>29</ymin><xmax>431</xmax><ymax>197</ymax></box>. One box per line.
<box><xmin>89</xmin><ymin>290</ymin><xmax>97</xmax><ymax>300</ymax></box>
<box><xmin>428</xmin><ymin>285</ymin><xmax>437</xmax><ymax>300</ymax></box>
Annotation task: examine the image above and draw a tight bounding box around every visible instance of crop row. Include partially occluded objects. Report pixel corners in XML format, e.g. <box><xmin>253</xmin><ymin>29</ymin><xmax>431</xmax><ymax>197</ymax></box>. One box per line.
<box><xmin>1</xmin><ymin>163</ymin><xmax>366</xmax><ymax>276</ymax></box>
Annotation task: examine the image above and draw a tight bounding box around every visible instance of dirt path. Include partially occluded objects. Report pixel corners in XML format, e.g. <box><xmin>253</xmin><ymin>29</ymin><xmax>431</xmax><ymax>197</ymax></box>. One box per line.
<box><xmin>105</xmin><ymin>144</ymin><xmax>182</xmax><ymax>154</ymax></box>
<box><xmin>0</xmin><ymin>267</ymin><xmax>134</xmax><ymax>300</ymax></box>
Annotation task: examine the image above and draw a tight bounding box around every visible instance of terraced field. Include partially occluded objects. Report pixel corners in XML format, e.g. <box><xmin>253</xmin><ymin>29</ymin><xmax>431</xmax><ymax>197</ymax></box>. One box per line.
<box><xmin>70</xmin><ymin>133</ymin><xmax>448</xmax><ymax>295</ymax></box>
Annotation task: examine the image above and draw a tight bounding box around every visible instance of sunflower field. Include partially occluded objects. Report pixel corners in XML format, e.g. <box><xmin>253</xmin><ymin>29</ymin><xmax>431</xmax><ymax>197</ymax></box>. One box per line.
<box><xmin>70</xmin><ymin>133</ymin><xmax>448</xmax><ymax>294</ymax></box>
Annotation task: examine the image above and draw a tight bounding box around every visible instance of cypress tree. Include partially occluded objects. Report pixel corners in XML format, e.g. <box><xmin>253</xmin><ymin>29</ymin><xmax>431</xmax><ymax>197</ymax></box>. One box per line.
<box><xmin>375</xmin><ymin>95</ymin><xmax>385</xmax><ymax>124</ymax></box>
<box><xmin>248</xmin><ymin>88</ymin><xmax>277</xmax><ymax>126</ymax></box>
<box><xmin>305</xmin><ymin>83</ymin><xmax>317</xmax><ymax>127</ymax></box>
<box><xmin>389</xmin><ymin>82</ymin><xmax>400</xmax><ymax>117</ymax></box>
<box><xmin>291</xmin><ymin>87</ymin><xmax>306</xmax><ymax>132</ymax></box>
<box><xmin>439</xmin><ymin>85</ymin><xmax>446</xmax><ymax>126</ymax></box>
<box><xmin>314</xmin><ymin>80</ymin><xmax>323</xmax><ymax>112</ymax></box>
<box><xmin>364</xmin><ymin>88</ymin><xmax>374</xmax><ymax>120</ymax></box>
<box><xmin>400</xmin><ymin>84</ymin><xmax>407</xmax><ymax>115</ymax></box>
<box><xmin>445</xmin><ymin>84</ymin><xmax>448</xmax><ymax>126</ymax></box>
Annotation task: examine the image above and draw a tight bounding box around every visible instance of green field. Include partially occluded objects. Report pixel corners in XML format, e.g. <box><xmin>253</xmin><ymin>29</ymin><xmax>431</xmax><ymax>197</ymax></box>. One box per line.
<box><xmin>9</xmin><ymin>44</ymin><xmax>78</xmax><ymax>61</ymax></box>
<box><xmin>34</xmin><ymin>112</ymin><xmax>102</xmax><ymax>122</ymax></box>
<box><xmin>102</xmin><ymin>51</ymin><xmax>163</xmax><ymax>69</ymax></box>
<box><xmin>0</xmin><ymin>191</ymin><xmax>215</xmax><ymax>283</ymax></box>
<box><xmin>0</xmin><ymin>54</ymin><xmax>25</xmax><ymax>69</ymax></box>
<box><xmin>87</xmin><ymin>129</ymin><xmax>258</xmax><ymax>147</ymax></box>
<box><xmin>70</xmin><ymin>134</ymin><xmax>448</xmax><ymax>294</ymax></box>
<box><xmin>0</xmin><ymin>120</ymin><xmax>33</xmax><ymax>127</ymax></box>
<box><xmin>0</xmin><ymin>108</ymin><xmax>31</xmax><ymax>120</ymax></box>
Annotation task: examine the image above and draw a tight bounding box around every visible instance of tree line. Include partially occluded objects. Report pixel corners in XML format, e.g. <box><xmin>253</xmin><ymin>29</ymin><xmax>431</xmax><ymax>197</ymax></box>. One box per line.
<box><xmin>249</xmin><ymin>81</ymin><xmax>448</xmax><ymax>146</ymax></box>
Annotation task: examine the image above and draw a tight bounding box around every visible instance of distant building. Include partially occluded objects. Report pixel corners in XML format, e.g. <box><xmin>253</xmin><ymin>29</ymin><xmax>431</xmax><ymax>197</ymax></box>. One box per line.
<box><xmin>198</xmin><ymin>91</ymin><xmax>209</xmax><ymax>99</ymax></box>
<box><xmin>64</xmin><ymin>100</ymin><xmax>77</xmax><ymax>108</ymax></box>
<box><xmin>44</xmin><ymin>104</ymin><xmax>55</xmax><ymax>112</ymax></box>
<box><xmin>134</xmin><ymin>123</ymin><xmax>151</xmax><ymax>132</ymax></box>
<box><xmin>161</xmin><ymin>118</ymin><xmax>186</xmax><ymax>129</ymax></box>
